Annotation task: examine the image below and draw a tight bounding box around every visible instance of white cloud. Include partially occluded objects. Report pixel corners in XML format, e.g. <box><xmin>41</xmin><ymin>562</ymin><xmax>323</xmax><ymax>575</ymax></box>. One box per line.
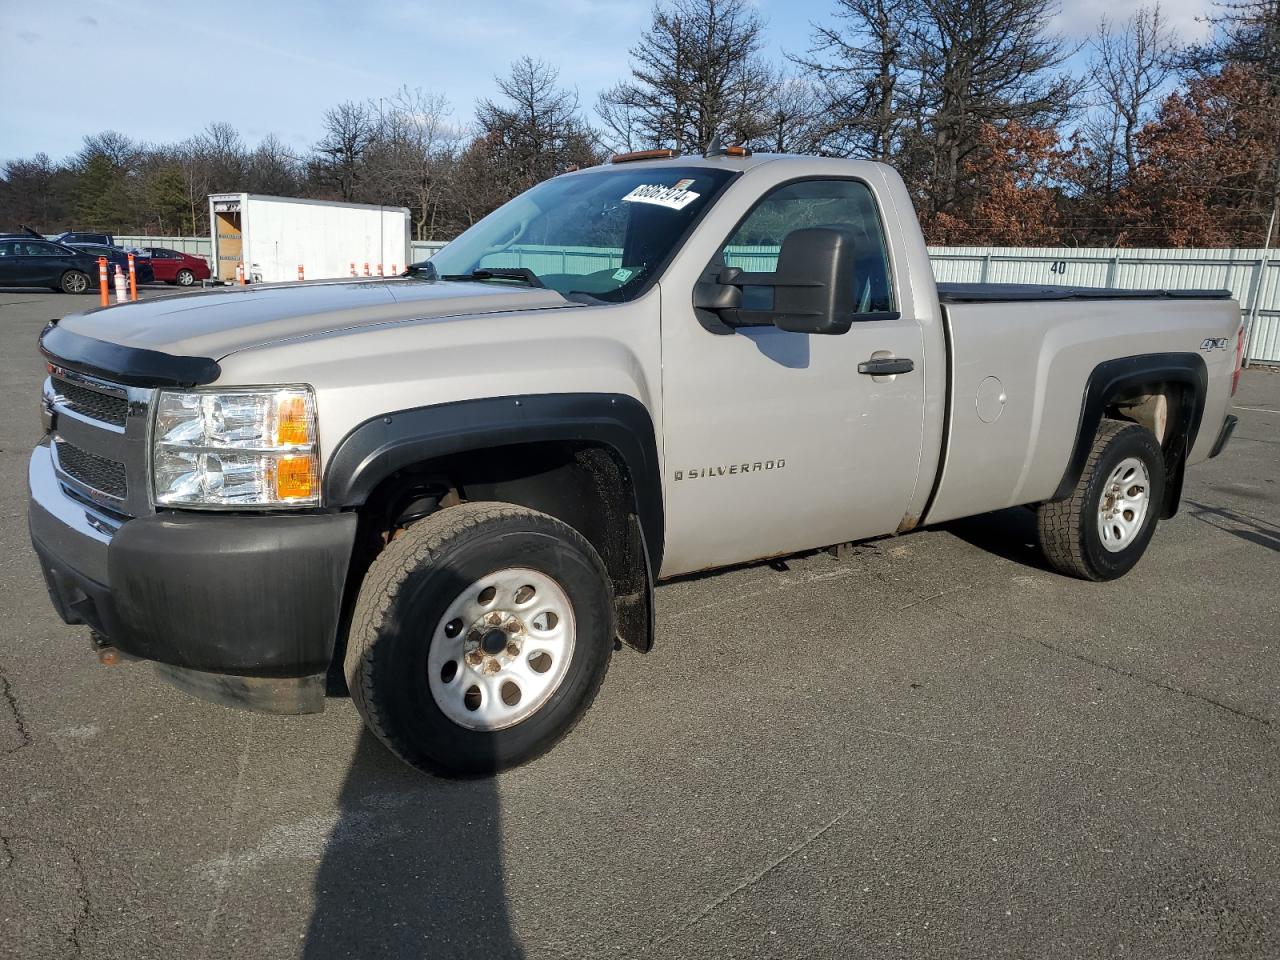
<box><xmin>1054</xmin><ymin>0</ymin><xmax>1214</xmax><ymax>41</ymax></box>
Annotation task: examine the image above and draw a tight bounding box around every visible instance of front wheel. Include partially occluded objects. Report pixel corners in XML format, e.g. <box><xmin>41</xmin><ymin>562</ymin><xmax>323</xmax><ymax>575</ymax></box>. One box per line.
<box><xmin>175</xmin><ymin>268</ymin><xmax>196</xmax><ymax>286</ymax></box>
<box><xmin>60</xmin><ymin>270</ymin><xmax>90</xmax><ymax>294</ymax></box>
<box><xmin>345</xmin><ymin>502</ymin><xmax>615</xmax><ymax>776</ymax></box>
<box><xmin>1037</xmin><ymin>420</ymin><xmax>1166</xmax><ymax>581</ymax></box>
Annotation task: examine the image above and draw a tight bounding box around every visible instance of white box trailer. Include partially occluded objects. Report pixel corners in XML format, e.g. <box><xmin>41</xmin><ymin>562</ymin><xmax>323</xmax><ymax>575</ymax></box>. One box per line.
<box><xmin>208</xmin><ymin>194</ymin><xmax>412</xmax><ymax>284</ymax></box>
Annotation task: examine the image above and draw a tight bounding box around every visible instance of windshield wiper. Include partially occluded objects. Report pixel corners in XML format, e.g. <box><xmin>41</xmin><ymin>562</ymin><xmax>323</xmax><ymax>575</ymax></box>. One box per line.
<box><xmin>439</xmin><ymin>267</ymin><xmax>545</xmax><ymax>288</ymax></box>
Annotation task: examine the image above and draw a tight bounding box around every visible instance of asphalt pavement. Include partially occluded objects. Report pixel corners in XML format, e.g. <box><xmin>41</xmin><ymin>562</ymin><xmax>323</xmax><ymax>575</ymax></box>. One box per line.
<box><xmin>0</xmin><ymin>287</ymin><xmax>1276</xmax><ymax>959</ymax></box>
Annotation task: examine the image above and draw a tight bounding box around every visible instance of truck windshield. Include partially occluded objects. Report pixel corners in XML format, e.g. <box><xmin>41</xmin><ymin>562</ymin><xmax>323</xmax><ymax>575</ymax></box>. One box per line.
<box><xmin>423</xmin><ymin>165</ymin><xmax>736</xmax><ymax>302</ymax></box>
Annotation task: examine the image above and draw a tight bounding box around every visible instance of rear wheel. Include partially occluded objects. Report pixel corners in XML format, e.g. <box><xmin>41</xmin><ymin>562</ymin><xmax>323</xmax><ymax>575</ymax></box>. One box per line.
<box><xmin>345</xmin><ymin>502</ymin><xmax>614</xmax><ymax>776</ymax></box>
<box><xmin>175</xmin><ymin>268</ymin><xmax>196</xmax><ymax>286</ymax></box>
<box><xmin>60</xmin><ymin>270</ymin><xmax>90</xmax><ymax>294</ymax></box>
<box><xmin>1037</xmin><ymin>420</ymin><xmax>1165</xmax><ymax>581</ymax></box>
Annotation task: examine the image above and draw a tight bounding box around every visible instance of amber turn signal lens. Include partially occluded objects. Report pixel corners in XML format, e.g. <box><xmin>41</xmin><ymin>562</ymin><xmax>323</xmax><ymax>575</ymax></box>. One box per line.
<box><xmin>273</xmin><ymin>455</ymin><xmax>317</xmax><ymax>501</ymax></box>
<box><xmin>610</xmin><ymin>148</ymin><xmax>679</xmax><ymax>163</ymax></box>
<box><xmin>275</xmin><ymin>395</ymin><xmax>312</xmax><ymax>446</ymax></box>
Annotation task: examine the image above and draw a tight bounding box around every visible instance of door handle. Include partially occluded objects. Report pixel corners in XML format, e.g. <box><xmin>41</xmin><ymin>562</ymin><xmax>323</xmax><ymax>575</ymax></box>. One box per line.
<box><xmin>857</xmin><ymin>357</ymin><xmax>914</xmax><ymax>376</ymax></box>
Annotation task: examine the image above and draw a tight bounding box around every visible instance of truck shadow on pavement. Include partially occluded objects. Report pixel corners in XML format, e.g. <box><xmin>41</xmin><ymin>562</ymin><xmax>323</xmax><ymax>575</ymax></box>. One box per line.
<box><xmin>938</xmin><ymin>506</ymin><xmax>1053</xmax><ymax>571</ymax></box>
<box><xmin>1184</xmin><ymin>499</ymin><xmax>1280</xmax><ymax>553</ymax></box>
<box><xmin>302</xmin><ymin>730</ymin><xmax>523</xmax><ymax>959</ymax></box>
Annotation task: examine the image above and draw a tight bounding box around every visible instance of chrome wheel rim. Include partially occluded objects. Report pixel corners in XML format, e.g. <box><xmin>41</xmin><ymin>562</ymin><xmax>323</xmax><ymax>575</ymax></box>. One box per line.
<box><xmin>1097</xmin><ymin>457</ymin><xmax>1150</xmax><ymax>552</ymax></box>
<box><xmin>427</xmin><ymin>567</ymin><xmax>576</xmax><ymax>731</ymax></box>
<box><xmin>66</xmin><ymin>273</ymin><xmax>87</xmax><ymax>293</ymax></box>
<box><xmin>177</xmin><ymin>270</ymin><xmax>193</xmax><ymax>285</ymax></box>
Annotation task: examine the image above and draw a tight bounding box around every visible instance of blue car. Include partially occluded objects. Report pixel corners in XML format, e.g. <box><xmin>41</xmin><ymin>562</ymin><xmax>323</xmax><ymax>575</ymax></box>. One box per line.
<box><xmin>0</xmin><ymin>238</ymin><xmax>100</xmax><ymax>293</ymax></box>
<box><xmin>67</xmin><ymin>243</ymin><xmax>155</xmax><ymax>284</ymax></box>
<box><xmin>53</xmin><ymin>231</ymin><xmax>115</xmax><ymax>247</ymax></box>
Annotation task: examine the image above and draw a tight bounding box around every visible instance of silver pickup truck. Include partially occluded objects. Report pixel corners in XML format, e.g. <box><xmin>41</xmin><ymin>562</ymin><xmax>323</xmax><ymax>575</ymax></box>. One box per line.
<box><xmin>29</xmin><ymin>149</ymin><xmax>1244</xmax><ymax>775</ymax></box>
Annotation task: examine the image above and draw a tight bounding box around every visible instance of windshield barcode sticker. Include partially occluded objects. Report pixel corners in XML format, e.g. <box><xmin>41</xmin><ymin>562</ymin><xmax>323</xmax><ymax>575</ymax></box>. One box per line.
<box><xmin>622</xmin><ymin>183</ymin><xmax>700</xmax><ymax>211</ymax></box>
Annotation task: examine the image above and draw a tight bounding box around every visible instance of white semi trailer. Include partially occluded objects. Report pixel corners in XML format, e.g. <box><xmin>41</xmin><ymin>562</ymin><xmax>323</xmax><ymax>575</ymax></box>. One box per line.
<box><xmin>208</xmin><ymin>193</ymin><xmax>412</xmax><ymax>283</ymax></box>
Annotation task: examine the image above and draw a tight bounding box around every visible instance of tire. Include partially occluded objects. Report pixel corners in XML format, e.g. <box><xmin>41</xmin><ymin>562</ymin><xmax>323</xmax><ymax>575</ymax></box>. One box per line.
<box><xmin>1037</xmin><ymin>419</ymin><xmax>1166</xmax><ymax>581</ymax></box>
<box><xmin>60</xmin><ymin>270</ymin><xmax>90</xmax><ymax>294</ymax></box>
<box><xmin>345</xmin><ymin>501</ymin><xmax>615</xmax><ymax>776</ymax></box>
<box><xmin>175</xmin><ymin>269</ymin><xmax>196</xmax><ymax>286</ymax></box>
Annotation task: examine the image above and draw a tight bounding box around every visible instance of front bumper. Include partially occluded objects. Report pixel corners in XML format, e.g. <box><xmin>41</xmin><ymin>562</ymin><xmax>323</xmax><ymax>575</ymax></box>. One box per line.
<box><xmin>28</xmin><ymin>442</ymin><xmax>357</xmax><ymax>713</ymax></box>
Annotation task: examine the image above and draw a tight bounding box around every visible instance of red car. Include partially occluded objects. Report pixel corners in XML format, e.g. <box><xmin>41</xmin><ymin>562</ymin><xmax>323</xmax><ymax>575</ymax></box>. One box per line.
<box><xmin>143</xmin><ymin>247</ymin><xmax>211</xmax><ymax>286</ymax></box>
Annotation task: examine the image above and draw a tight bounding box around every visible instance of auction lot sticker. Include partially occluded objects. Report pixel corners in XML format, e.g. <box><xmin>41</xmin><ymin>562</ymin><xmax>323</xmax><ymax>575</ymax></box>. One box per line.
<box><xmin>622</xmin><ymin>181</ymin><xmax>700</xmax><ymax>210</ymax></box>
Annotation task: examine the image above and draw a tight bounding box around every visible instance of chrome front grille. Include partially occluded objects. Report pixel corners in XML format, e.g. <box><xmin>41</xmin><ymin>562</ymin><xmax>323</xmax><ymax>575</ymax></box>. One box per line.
<box><xmin>52</xmin><ymin>376</ymin><xmax>129</xmax><ymax>427</ymax></box>
<box><xmin>44</xmin><ymin>367</ymin><xmax>153</xmax><ymax>518</ymax></box>
<box><xmin>53</xmin><ymin>439</ymin><xmax>128</xmax><ymax>500</ymax></box>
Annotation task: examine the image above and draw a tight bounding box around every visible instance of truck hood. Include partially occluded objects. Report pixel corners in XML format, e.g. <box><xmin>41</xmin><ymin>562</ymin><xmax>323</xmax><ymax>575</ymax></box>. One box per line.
<box><xmin>55</xmin><ymin>279</ymin><xmax>577</xmax><ymax>360</ymax></box>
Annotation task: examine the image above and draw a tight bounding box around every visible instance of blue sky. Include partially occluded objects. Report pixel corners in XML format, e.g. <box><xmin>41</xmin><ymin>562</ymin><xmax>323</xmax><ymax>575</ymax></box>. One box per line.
<box><xmin>0</xmin><ymin>0</ymin><xmax>1212</xmax><ymax>164</ymax></box>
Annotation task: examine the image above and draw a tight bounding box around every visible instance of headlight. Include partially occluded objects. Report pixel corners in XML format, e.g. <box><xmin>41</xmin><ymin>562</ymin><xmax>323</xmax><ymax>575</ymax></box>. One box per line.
<box><xmin>152</xmin><ymin>386</ymin><xmax>319</xmax><ymax>507</ymax></box>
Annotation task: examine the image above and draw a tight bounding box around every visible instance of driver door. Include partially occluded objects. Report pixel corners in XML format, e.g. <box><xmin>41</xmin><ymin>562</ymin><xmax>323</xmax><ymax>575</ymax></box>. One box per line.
<box><xmin>658</xmin><ymin>177</ymin><xmax>928</xmax><ymax>576</ymax></box>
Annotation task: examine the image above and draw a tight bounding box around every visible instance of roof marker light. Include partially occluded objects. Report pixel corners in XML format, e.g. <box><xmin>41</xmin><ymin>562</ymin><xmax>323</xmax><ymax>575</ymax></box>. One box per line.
<box><xmin>611</xmin><ymin>149</ymin><xmax>679</xmax><ymax>164</ymax></box>
<box><xmin>704</xmin><ymin>135</ymin><xmax>752</xmax><ymax>158</ymax></box>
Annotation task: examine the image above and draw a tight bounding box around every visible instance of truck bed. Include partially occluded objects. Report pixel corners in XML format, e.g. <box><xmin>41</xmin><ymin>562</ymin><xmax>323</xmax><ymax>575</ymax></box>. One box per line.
<box><xmin>922</xmin><ymin>291</ymin><xmax>1241</xmax><ymax>527</ymax></box>
<box><xmin>936</xmin><ymin>283</ymin><xmax>1233</xmax><ymax>303</ymax></box>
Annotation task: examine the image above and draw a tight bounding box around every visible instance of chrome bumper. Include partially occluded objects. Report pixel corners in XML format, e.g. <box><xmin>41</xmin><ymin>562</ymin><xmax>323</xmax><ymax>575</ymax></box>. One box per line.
<box><xmin>27</xmin><ymin>441</ymin><xmax>122</xmax><ymax>588</ymax></box>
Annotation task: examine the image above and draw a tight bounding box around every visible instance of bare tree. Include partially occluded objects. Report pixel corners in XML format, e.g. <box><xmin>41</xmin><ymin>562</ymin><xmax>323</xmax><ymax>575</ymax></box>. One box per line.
<box><xmin>365</xmin><ymin>87</ymin><xmax>460</xmax><ymax>240</ymax></box>
<box><xmin>77</xmin><ymin>130</ymin><xmax>141</xmax><ymax>169</ymax></box>
<box><xmin>472</xmin><ymin>58</ymin><xmax>596</xmax><ymax>201</ymax></box>
<box><xmin>756</xmin><ymin>74</ymin><xmax>828</xmax><ymax>153</ymax></box>
<box><xmin>194</xmin><ymin>122</ymin><xmax>247</xmax><ymax>192</ymax></box>
<box><xmin>0</xmin><ymin>153</ymin><xmax>68</xmax><ymax>230</ymax></box>
<box><xmin>791</xmin><ymin>0</ymin><xmax>918</xmax><ymax>159</ymax></box>
<box><xmin>595</xmin><ymin>83</ymin><xmax>647</xmax><ymax>154</ymax></box>
<box><xmin>173</xmin><ymin>137</ymin><xmax>212</xmax><ymax>234</ymax></box>
<box><xmin>1184</xmin><ymin>0</ymin><xmax>1280</xmax><ymax>90</ymax></box>
<box><xmin>1086</xmin><ymin>5</ymin><xmax>1178</xmax><ymax>194</ymax></box>
<box><xmin>909</xmin><ymin>0</ymin><xmax>1078</xmax><ymax>217</ymax></box>
<box><xmin>245</xmin><ymin>134</ymin><xmax>302</xmax><ymax>196</ymax></box>
<box><xmin>597</xmin><ymin>0</ymin><xmax>775</xmax><ymax>152</ymax></box>
<box><xmin>313</xmin><ymin>101</ymin><xmax>378</xmax><ymax>200</ymax></box>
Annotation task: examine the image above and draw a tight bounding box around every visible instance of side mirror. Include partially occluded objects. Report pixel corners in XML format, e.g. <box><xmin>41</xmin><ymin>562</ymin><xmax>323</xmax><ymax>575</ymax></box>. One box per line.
<box><xmin>692</xmin><ymin>227</ymin><xmax>860</xmax><ymax>335</ymax></box>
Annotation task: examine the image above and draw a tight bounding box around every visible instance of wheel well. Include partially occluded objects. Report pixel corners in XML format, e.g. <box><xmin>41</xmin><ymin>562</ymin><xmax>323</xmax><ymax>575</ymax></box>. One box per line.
<box><xmin>1103</xmin><ymin>380</ymin><xmax>1197</xmax><ymax>518</ymax></box>
<box><xmin>344</xmin><ymin>440</ymin><xmax>652</xmax><ymax>655</ymax></box>
<box><xmin>1053</xmin><ymin>355</ymin><xmax>1207</xmax><ymax>518</ymax></box>
<box><xmin>1106</xmin><ymin>383</ymin><xmax>1181</xmax><ymax>446</ymax></box>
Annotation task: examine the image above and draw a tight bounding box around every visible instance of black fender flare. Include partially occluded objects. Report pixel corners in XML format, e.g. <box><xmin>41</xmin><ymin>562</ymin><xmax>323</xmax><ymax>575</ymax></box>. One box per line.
<box><xmin>323</xmin><ymin>392</ymin><xmax>664</xmax><ymax>573</ymax></box>
<box><xmin>1052</xmin><ymin>352</ymin><xmax>1207</xmax><ymax>516</ymax></box>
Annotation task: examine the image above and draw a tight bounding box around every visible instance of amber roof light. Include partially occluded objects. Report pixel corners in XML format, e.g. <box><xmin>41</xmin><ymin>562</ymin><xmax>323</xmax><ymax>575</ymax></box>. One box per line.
<box><xmin>611</xmin><ymin>149</ymin><xmax>679</xmax><ymax>164</ymax></box>
<box><xmin>704</xmin><ymin>137</ymin><xmax>753</xmax><ymax>158</ymax></box>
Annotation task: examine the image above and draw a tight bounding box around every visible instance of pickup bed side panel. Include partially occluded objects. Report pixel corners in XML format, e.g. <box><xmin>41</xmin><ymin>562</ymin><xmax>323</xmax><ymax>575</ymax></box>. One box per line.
<box><xmin>923</xmin><ymin>297</ymin><xmax>1240</xmax><ymax>526</ymax></box>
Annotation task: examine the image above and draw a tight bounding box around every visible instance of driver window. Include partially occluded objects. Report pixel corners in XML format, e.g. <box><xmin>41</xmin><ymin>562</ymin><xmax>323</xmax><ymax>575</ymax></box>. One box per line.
<box><xmin>720</xmin><ymin>179</ymin><xmax>894</xmax><ymax>315</ymax></box>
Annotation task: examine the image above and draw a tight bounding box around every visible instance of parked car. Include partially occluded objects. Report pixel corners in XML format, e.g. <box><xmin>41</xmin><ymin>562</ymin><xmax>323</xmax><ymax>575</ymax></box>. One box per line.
<box><xmin>67</xmin><ymin>243</ymin><xmax>155</xmax><ymax>284</ymax></box>
<box><xmin>142</xmin><ymin>247</ymin><xmax>211</xmax><ymax>286</ymax></box>
<box><xmin>0</xmin><ymin>225</ymin><xmax>46</xmax><ymax>240</ymax></box>
<box><xmin>0</xmin><ymin>238</ymin><xmax>99</xmax><ymax>293</ymax></box>
<box><xmin>53</xmin><ymin>231</ymin><xmax>114</xmax><ymax>247</ymax></box>
<box><xmin>29</xmin><ymin>151</ymin><xmax>1244</xmax><ymax>776</ymax></box>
